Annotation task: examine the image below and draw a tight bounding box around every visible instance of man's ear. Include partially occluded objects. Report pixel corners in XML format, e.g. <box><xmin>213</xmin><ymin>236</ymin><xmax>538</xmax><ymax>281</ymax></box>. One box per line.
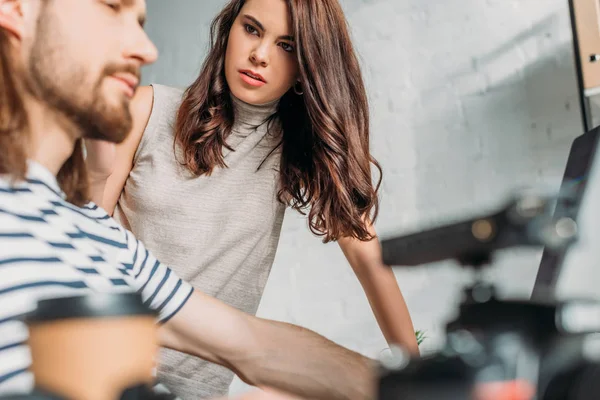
<box><xmin>0</xmin><ymin>0</ymin><xmax>24</xmax><ymax>40</ymax></box>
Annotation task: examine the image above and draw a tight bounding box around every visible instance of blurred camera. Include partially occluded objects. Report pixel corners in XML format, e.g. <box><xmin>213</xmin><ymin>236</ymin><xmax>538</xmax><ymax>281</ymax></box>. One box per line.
<box><xmin>378</xmin><ymin>191</ymin><xmax>600</xmax><ymax>400</ymax></box>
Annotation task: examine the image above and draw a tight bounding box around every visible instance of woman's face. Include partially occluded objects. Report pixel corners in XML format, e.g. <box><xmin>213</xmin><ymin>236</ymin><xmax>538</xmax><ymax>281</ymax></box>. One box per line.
<box><xmin>225</xmin><ymin>0</ymin><xmax>299</xmax><ymax>105</ymax></box>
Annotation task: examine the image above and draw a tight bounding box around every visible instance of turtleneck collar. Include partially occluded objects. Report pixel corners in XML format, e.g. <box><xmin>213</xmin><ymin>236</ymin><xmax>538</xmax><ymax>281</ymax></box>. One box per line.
<box><xmin>231</xmin><ymin>94</ymin><xmax>279</xmax><ymax>127</ymax></box>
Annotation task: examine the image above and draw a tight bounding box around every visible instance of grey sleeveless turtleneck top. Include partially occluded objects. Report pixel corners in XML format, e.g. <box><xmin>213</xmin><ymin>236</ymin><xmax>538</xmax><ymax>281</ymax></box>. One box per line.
<box><xmin>113</xmin><ymin>84</ymin><xmax>286</xmax><ymax>399</ymax></box>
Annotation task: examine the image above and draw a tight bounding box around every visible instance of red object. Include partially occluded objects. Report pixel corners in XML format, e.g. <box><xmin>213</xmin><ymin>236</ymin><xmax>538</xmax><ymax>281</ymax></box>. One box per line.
<box><xmin>472</xmin><ymin>380</ymin><xmax>536</xmax><ymax>400</ymax></box>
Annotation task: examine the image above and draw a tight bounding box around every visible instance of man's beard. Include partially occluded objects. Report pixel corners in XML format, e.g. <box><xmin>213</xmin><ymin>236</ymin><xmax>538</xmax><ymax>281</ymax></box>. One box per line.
<box><xmin>25</xmin><ymin>6</ymin><xmax>137</xmax><ymax>144</ymax></box>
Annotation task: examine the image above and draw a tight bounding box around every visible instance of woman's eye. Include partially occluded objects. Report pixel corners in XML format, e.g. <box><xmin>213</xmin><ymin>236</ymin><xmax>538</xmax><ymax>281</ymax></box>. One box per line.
<box><xmin>244</xmin><ymin>24</ymin><xmax>258</xmax><ymax>35</ymax></box>
<box><xmin>279</xmin><ymin>42</ymin><xmax>294</xmax><ymax>53</ymax></box>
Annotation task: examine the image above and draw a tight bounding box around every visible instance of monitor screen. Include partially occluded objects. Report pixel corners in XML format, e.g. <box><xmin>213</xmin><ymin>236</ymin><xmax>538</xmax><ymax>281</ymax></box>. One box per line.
<box><xmin>532</xmin><ymin>127</ymin><xmax>600</xmax><ymax>299</ymax></box>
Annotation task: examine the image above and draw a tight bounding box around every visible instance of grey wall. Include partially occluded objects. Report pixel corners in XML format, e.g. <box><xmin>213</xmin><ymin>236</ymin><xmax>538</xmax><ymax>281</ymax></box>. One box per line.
<box><xmin>144</xmin><ymin>0</ymin><xmax>584</xmax><ymax>395</ymax></box>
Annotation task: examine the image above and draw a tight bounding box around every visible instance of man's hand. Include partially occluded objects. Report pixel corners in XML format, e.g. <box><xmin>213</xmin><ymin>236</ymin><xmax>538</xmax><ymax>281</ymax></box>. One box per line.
<box><xmin>214</xmin><ymin>387</ymin><xmax>308</xmax><ymax>400</ymax></box>
<box><xmin>159</xmin><ymin>290</ymin><xmax>376</xmax><ymax>400</ymax></box>
<box><xmin>84</xmin><ymin>139</ymin><xmax>117</xmax><ymax>182</ymax></box>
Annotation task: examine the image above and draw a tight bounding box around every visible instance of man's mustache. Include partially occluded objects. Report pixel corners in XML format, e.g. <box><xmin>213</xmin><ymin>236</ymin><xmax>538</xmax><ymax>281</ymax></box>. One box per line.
<box><xmin>103</xmin><ymin>63</ymin><xmax>141</xmax><ymax>86</ymax></box>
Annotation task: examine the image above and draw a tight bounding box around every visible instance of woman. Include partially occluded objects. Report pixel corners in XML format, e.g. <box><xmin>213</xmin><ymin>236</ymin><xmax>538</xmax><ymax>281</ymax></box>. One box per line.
<box><xmin>86</xmin><ymin>0</ymin><xmax>418</xmax><ymax>398</ymax></box>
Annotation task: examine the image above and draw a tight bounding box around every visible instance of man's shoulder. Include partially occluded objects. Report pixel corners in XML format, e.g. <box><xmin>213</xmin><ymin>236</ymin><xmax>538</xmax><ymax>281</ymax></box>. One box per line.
<box><xmin>0</xmin><ymin>174</ymin><xmax>31</xmax><ymax>191</ymax></box>
<box><xmin>64</xmin><ymin>200</ymin><xmax>128</xmax><ymax>233</ymax></box>
<box><xmin>80</xmin><ymin>201</ymin><xmax>113</xmax><ymax>218</ymax></box>
<box><xmin>0</xmin><ymin>176</ymin><xmax>37</xmax><ymax>214</ymax></box>
<box><xmin>0</xmin><ymin>176</ymin><xmax>119</xmax><ymax>231</ymax></box>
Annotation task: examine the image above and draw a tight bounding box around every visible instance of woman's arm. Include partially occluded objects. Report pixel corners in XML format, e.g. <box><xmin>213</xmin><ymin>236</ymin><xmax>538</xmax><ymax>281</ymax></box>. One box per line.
<box><xmin>85</xmin><ymin>85</ymin><xmax>153</xmax><ymax>214</ymax></box>
<box><xmin>338</xmin><ymin>223</ymin><xmax>420</xmax><ymax>355</ymax></box>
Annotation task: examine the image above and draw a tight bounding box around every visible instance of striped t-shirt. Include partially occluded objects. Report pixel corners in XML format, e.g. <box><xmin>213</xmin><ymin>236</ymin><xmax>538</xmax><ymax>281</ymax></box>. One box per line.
<box><xmin>0</xmin><ymin>161</ymin><xmax>194</xmax><ymax>395</ymax></box>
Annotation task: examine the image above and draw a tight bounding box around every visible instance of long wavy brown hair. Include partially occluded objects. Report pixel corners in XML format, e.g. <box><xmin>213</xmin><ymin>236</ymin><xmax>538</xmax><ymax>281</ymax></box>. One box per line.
<box><xmin>0</xmin><ymin>29</ymin><xmax>88</xmax><ymax>206</ymax></box>
<box><xmin>175</xmin><ymin>0</ymin><xmax>382</xmax><ymax>242</ymax></box>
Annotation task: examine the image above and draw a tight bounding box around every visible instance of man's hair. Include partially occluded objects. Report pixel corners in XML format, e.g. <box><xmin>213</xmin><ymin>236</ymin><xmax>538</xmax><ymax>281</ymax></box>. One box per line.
<box><xmin>0</xmin><ymin>29</ymin><xmax>28</xmax><ymax>180</ymax></box>
<box><xmin>0</xmin><ymin>24</ymin><xmax>89</xmax><ymax>206</ymax></box>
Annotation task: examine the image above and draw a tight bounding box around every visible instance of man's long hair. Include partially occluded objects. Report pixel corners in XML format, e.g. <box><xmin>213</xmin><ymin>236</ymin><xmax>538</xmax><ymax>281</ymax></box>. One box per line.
<box><xmin>175</xmin><ymin>0</ymin><xmax>382</xmax><ymax>242</ymax></box>
<box><xmin>0</xmin><ymin>28</ymin><xmax>88</xmax><ymax>206</ymax></box>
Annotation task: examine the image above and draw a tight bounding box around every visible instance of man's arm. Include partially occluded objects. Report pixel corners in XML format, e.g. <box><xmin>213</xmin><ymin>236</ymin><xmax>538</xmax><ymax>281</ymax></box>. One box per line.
<box><xmin>212</xmin><ymin>388</ymin><xmax>306</xmax><ymax>400</ymax></box>
<box><xmin>123</xmin><ymin>227</ymin><xmax>375</xmax><ymax>400</ymax></box>
<box><xmin>159</xmin><ymin>290</ymin><xmax>376</xmax><ymax>400</ymax></box>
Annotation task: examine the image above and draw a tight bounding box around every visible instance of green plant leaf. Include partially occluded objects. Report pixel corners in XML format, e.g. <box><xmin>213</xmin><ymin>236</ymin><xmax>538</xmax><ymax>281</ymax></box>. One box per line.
<box><xmin>415</xmin><ymin>330</ymin><xmax>426</xmax><ymax>346</ymax></box>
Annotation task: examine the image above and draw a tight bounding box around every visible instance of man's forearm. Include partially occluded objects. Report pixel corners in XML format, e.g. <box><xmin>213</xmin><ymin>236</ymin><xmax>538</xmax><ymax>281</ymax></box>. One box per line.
<box><xmin>160</xmin><ymin>291</ymin><xmax>376</xmax><ymax>400</ymax></box>
<box><xmin>239</xmin><ymin>318</ymin><xmax>376</xmax><ymax>400</ymax></box>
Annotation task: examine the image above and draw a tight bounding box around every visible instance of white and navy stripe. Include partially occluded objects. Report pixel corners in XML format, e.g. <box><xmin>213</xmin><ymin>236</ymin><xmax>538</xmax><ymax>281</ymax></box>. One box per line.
<box><xmin>0</xmin><ymin>161</ymin><xmax>193</xmax><ymax>395</ymax></box>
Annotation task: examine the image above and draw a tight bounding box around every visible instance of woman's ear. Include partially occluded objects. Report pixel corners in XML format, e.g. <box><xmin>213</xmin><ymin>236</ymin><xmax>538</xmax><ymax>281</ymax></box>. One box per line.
<box><xmin>0</xmin><ymin>0</ymin><xmax>25</xmax><ymax>40</ymax></box>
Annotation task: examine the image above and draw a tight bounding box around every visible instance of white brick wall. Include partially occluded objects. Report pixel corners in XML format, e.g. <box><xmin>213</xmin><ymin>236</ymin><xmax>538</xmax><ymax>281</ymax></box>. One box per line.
<box><xmin>143</xmin><ymin>0</ymin><xmax>584</xmax><ymax>395</ymax></box>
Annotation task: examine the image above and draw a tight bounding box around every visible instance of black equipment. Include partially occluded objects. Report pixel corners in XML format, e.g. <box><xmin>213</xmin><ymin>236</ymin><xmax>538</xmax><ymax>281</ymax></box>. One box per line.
<box><xmin>378</xmin><ymin>184</ymin><xmax>600</xmax><ymax>400</ymax></box>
